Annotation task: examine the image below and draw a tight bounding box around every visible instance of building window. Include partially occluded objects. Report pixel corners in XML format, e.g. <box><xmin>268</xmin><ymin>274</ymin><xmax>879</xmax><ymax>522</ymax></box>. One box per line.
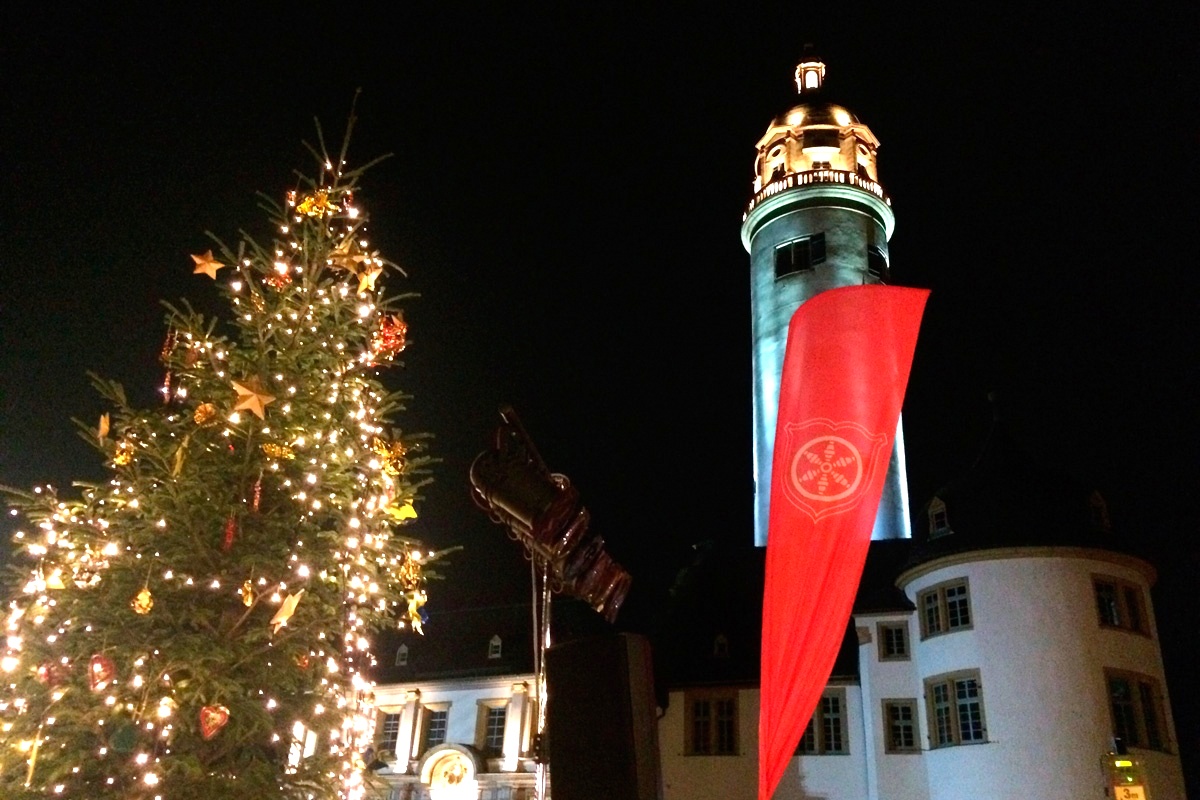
<box><xmin>377</xmin><ymin>712</ymin><xmax>402</xmax><ymax>757</ymax></box>
<box><xmin>1093</xmin><ymin>577</ymin><xmax>1148</xmax><ymax>634</ymax></box>
<box><xmin>877</xmin><ymin>622</ymin><xmax>909</xmax><ymax>661</ymax></box>
<box><xmin>422</xmin><ymin>706</ymin><xmax>449</xmax><ymax>752</ymax></box>
<box><xmin>713</xmin><ymin>634</ymin><xmax>730</xmax><ymax>659</ymax></box>
<box><xmin>928</xmin><ymin>498</ymin><xmax>951</xmax><ymax>538</ymax></box>
<box><xmin>685</xmin><ymin>690</ymin><xmax>738</xmax><ymax>756</ymax></box>
<box><xmin>1106</xmin><ymin>669</ymin><xmax>1168</xmax><ymax>752</ymax></box>
<box><xmin>797</xmin><ymin>689</ymin><xmax>847</xmax><ymax>755</ymax></box>
<box><xmin>883</xmin><ymin>699</ymin><xmax>920</xmax><ymax>753</ymax></box>
<box><xmin>488</xmin><ymin>634</ymin><xmax>502</xmax><ymax>659</ymax></box>
<box><xmin>867</xmin><ymin>246</ymin><xmax>888</xmax><ymax>279</ymax></box>
<box><xmin>395</xmin><ymin>644</ymin><xmax>409</xmax><ymax>667</ymax></box>
<box><xmin>918</xmin><ymin>578</ymin><xmax>972</xmax><ymax>639</ymax></box>
<box><xmin>774</xmin><ymin>234</ymin><xmax>826</xmax><ymax>279</ymax></box>
<box><xmin>475</xmin><ymin>701</ymin><xmax>508</xmax><ymax>755</ymax></box>
<box><xmin>925</xmin><ymin>670</ymin><xmax>987</xmax><ymax>747</ymax></box>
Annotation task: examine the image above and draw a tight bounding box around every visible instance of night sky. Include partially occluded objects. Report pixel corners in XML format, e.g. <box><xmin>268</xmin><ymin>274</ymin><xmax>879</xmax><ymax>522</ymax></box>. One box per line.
<box><xmin>2</xmin><ymin>3</ymin><xmax>1197</xmax><ymax>788</ymax></box>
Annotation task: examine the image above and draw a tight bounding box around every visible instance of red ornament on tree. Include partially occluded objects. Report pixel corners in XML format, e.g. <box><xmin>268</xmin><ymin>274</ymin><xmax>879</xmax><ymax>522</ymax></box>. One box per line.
<box><xmin>222</xmin><ymin>516</ymin><xmax>238</xmax><ymax>552</ymax></box>
<box><xmin>368</xmin><ymin>314</ymin><xmax>408</xmax><ymax>364</ymax></box>
<box><xmin>199</xmin><ymin>705</ymin><xmax>230</xmax><ymax>740</ymax></box>
<box><xmin>88</xmin><ymin>653</ymin><xmax>117</xmax><ymax>692</ymax></box>
<box><xmin>36</xmin><ymin>662</ymin><xmax>66</xmax><ymax>687</ymax></box>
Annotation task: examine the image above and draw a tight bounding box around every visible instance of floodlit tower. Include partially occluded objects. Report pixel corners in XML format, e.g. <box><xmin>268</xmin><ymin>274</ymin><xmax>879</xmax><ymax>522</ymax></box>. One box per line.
<box><xmin>742</xmin><ymin>54</ymin><xmax>910</xmax><ymax>546</ymax></box>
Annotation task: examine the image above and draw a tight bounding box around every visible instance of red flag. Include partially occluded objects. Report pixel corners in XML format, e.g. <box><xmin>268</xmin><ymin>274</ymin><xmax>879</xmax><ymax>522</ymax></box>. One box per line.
<box><xmin>759</xmin><ymin>285</ymin><xmax>927</xmax><ymax>800</ymax></box>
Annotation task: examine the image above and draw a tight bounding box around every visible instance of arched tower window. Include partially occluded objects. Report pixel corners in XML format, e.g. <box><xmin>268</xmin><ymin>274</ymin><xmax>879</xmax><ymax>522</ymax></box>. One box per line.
<box><xmin>488</xmin><ymin>635</ymin><xmax>502</xmax><ymax>660</ymax></box>
<box><xmin>765</xmin><ymin>142</ymin><xmax>788</xmax><ymax>182</ymax></box>
<box><xmin>395</xmin><ymin>644</ymin><xmax>409</xmax><ymax>667</ymax></box>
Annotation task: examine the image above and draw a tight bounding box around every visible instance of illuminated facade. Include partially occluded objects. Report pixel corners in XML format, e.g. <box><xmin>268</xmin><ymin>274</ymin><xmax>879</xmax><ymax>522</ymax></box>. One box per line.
<box><xmin>742</xmin><ymin>55</ymin><xmax>911</xmax><ymax>546</ymax></box>
<box><xmin>364</xmin><ymin>53</ymin><xmax>1189</xmax><ymax>800</ymax></box>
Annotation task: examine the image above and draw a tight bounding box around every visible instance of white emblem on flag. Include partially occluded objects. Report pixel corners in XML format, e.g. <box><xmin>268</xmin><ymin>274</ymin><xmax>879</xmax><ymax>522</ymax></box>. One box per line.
<box><xmin>790</xmin><ymin>435</ymin><xmax>863</xmax><ymax>503</ymax></box>
<box><xmin>777</xmin><ymin>418</ymin><xmax>889</xmax><ymax>521</ymax></box>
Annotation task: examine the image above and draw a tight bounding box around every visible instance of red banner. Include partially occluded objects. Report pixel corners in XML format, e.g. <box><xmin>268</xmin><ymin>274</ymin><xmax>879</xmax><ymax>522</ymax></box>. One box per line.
<box><xmin>759</xmin><ymin>285</ymin><xmax>927</xmax><ymax>800</ymax></box>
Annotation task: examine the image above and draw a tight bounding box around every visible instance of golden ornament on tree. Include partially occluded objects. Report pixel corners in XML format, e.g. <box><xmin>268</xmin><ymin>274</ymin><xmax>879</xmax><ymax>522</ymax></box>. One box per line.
<box><xmin>231</xmin><ymin>377</ymin><xmax>275</xmax><ymax>420</ymax></box>
<box><xmin>112</xmin><ymin>440</ymin><xmax>135</xmax><ymax>466</ymax></box>
<box><xmin>261</xmin><ymin>442</ymin><xmax>295</xmax><ymax>460</ymax></box>
<box><xmin>371</xmin><ymin>437</ymin><xmax>407</xmax><ymax>476</ymax></box>
<box><xmin>240</xmin><ymin>580</ymin><xmax>255</xmax><ymax>608</ymax></box>
<box><xmin>190</xmin><ymin>250</ymin><xmax>227</xmax><ymax>279</ymax></box>
<box><xmin>295</xmin><ymin>190</ymin><xmax>339</xmax><ymax>217</ymax></box>
<box><xmin>132</xmin><ymin>586</ymin><xmax>154</xmax><ymax>615</ymax></box>
<box><xmin>269</xmin><ymin>590</ymin><xmax>304</xmax><ymax>634</ymax></box>
<box><xmin>193</xmin><ymin>402</ymin><xmax>218</xmax><ymax>426</ymax></box>
<box><xmin>384</xmin><ymin>500</ymin><xmax>418</xmax><ymax>522</ymax></box>
<box><xmin>97</xmin><ymin>413</ymin><xmax>110</xmax><ymax>441</ymax></box>
<box><xmin>328</xmin><ymin>236</ymin><xmax>372</xmax><ymax>272</ymax></box>
<box><xmin>407</xmin><ymin>589</ymin><xmax>427</xmax><ymax>635</ymax></box>
<box><xmin>357</xmin><ymin>264</ymin><xmax>383</xmax><ymax>295</ymax></box>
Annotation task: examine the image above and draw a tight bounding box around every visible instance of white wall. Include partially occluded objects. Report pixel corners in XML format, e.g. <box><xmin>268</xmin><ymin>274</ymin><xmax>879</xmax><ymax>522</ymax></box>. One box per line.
<box><xmin>902</xmin><ymin>550</ymin><xmax>1186</xmax><ymax>800</ymax></box>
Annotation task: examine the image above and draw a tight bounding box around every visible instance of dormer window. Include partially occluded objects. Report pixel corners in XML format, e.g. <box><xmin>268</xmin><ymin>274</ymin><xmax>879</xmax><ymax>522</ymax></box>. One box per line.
<box><xmin>929</xmin><ymin>498</ymin><xmax>951</xmax><ymax>538</ymax></box>
<box><xmin>395</xmin><ymin>644</ymin><xmax>409</xmax><ymax>667</ymax></box>
<box><xmin>713</xmin><ymin>634</ymin><xmax>730</xmax><ymax>659</ymax></box>
<box><xmin>488</xmin><ymin>635</ymin><xmax>502</xmax><ymax>660</ymax></box>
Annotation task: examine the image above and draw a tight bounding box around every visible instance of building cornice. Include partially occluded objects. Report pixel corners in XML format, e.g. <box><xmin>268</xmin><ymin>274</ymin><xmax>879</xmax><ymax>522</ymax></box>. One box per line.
<box><xmin>895</xmin><ymin>546</ymin><xmax>1157</xmax><ymax>589</ymax></box>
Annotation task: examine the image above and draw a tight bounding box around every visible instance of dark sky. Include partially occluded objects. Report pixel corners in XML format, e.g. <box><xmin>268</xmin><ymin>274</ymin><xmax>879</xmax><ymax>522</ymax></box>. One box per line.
<box><xmin>2</xmin><ymin>1</ymin><xmax>1198</xmax><ymax>781</ymax></box>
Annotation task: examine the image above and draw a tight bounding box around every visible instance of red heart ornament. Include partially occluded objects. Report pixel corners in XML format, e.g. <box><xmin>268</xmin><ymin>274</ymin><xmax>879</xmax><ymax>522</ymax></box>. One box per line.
<box><xmin>199</xmin><ymin>704</ymin><xmax>230</xmax><ymax>740</ymax></box>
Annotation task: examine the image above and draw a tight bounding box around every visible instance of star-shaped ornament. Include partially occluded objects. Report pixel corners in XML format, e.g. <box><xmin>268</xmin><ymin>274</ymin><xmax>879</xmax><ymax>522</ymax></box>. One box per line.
<box><xmin>231</xmin><ymin>378</ymin><xmax>276</xmax><ymax>420</ymax></box>
<box><xmin>269</xmin><ymin>589</ymin><xmax>304</xmax><ymax>634</ymax></box>
<box><xmin>191</xmin><ymin>250</ymin><xmax>227</xmax><ymax>279</ymax></box>
<box><xmin>384</xmin><ymin>500</ymin><xmax>418</xmax><ymax>522</ymax></box>
<box><xmin>328</xmin><ymin>237</ymin><xmax>372</xmax><ymax>272</ymax></box>
<box><xmin>357</xmin><ymin>265</ymin><xmax>384</xmax><ymax>295</ymax></box>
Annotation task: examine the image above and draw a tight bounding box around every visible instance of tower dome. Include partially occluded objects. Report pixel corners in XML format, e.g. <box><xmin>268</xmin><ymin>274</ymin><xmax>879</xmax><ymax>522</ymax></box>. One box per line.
<box><xmin>742</xmin><ymin>55</ymin><xmax>905</xmax><ymax>546</ymax></box>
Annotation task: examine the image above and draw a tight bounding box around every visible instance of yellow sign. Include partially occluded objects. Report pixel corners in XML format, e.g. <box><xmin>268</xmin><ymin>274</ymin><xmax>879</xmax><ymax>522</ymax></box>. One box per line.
<box><xmin>1114</xmin><ymin>786</ymin><xmax>1147</xmax><ymax>800</ymax></box>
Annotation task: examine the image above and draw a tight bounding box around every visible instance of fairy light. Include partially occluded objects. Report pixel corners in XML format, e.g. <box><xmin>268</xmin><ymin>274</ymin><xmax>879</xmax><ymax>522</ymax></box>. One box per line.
<box><xmin>0</xmin><ymin>153</ymin><xmax>434</xmax><ymax>800</ymax></box>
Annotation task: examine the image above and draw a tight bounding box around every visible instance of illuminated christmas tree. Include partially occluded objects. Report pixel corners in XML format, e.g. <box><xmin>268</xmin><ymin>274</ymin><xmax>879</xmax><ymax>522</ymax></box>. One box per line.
<box><xmin>0</xmin><ymin>114</ymin><xmax>442</xmax><ymax>799</ymax></box>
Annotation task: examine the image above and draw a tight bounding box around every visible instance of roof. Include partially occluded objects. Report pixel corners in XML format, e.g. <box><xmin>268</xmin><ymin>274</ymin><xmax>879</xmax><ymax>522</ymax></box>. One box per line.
<box><xmin>905</xmin><ymin>415</ymin><xmax>1138</xmax><ymax>571</ymax></box>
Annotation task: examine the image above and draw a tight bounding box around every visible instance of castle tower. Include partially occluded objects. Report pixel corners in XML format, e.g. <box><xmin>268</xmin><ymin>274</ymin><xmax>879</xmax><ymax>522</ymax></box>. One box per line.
<box><xmin>741</xmin><ymin>54</ymin><xmax>910</xmax><ymax>546</ymax></box>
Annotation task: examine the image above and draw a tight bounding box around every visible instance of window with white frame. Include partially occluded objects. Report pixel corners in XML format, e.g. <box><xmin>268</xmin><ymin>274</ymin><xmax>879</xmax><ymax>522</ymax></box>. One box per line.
<box><xmin>797</xmin><ymin>689</ymin><xmax>848</xmax><ymax>755</ymax></box>
<box><xmin>475</xmin><ymin>701</ymin><xmax>507</xmax><ymax>755</ymax></box>
<box><xmin>421</xmin><ymin>704</ymin><xmax>450</xmax><ymax>752</ymax></box>
<box><xmin>685</xmin><ymin>690</ymin><xmax>738</xmax><ymax>756</ymax></box>
<box><xmin>877</xmin><ymin>621</ymin><xmax>909</xmax><ymax>661</ymax></box>
<box><xmin>377</xmin><ymin>712</ymin><xmax>402</xmax><ymax>758</ymax></box>
<box><xmin>882</xmin><ymin>699</ymin><xmax>920</xmax><ymax>753</ymax></box>
<box><xmin>925</xmin><ymin>670</ymin><xmax>987</xmax><ymax>747</ymax></box>
<box><xmin>918</xmin><ymin>578</ymin><xmax>972</xmax><ymax>639</ymax></box>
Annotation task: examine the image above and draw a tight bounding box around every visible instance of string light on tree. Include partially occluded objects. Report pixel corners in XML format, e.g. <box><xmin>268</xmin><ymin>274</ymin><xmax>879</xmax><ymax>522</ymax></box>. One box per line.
<box><xmin>0</xmin><ymin>106</ymin><xmax>450</xmax><ymax>799</ymax></box>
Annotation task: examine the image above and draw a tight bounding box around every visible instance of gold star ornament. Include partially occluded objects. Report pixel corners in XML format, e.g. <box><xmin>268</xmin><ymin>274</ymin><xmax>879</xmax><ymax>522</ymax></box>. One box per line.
<box><xmin>231</xmin><ymin>378</ymin><xmax>276</xmax><ymax>420</ymax></box>
<box><xmin>270</xmin><ymin>590</ymin><xmax>304</xmax><ymax>634</ymax></box>
<box><xmin>191</xmin><ymin>250</ymin><xmax>226</xmax><ymax>279</ymax></box>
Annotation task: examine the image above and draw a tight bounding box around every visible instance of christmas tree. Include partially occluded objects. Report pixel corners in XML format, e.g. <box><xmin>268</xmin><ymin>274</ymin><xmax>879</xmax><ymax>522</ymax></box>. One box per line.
<box><xmin>0</xmin><ymin>114</ymin><xmax>441</xmax><ymax>798</ymax></box>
